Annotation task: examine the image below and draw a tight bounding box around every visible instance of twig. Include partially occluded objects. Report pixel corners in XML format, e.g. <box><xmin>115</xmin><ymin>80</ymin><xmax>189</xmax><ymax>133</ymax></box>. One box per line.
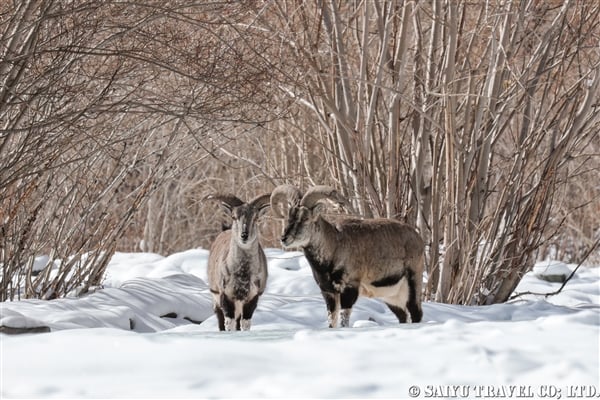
<box><xmin>509</xmin><ymin>236</ymin><xmax>600</xmax><ymax>301</ymax></box>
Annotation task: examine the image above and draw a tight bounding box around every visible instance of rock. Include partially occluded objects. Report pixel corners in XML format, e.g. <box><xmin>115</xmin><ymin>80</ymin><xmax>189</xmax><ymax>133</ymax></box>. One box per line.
<box><xmin>0</xmin><ymin>325</ymin><xmax>51</xmax><ymax>334</ymax></box>
<box><xmin>0</xmin><ymin>311</ymin><xmax>52</xmax><ymax>334</ymax></box>
<box><xmin>533</xmin><ymin>261</ymin><xmax>572</xmax><ymax>283</ymax></box>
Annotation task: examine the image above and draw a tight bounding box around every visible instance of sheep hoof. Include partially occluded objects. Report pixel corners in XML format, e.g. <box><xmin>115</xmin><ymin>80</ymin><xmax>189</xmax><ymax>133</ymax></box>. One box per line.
<box><xmin>340</xmin><ymin>309</ymin><xmax>351</xmax><ymax>328</ymax></box>
<box><xmin>224</xmin><ymin>318</ymin><xmax>236</xmax><ymax>331</ymax></box>
<box><xmin>327</xmin><ymin>311</ymin><xmax>338</xmax><ymax>328</ymax></box>
<box><xmin>240</xmin><ymin>319</ymin><xmax>252</xmax><ymax>331</ymax></box>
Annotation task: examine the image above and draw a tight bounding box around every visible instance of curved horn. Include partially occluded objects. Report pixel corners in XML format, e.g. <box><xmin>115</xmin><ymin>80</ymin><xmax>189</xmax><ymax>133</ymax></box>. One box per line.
<box><xmin>300</xmin><ymin>185</ymin><xmax>348</xmax><ymax>210</ymax></box>
<box><xmin>270</xmin><ymin>185</ymin><xmax>301</xmax><ymax>219</ymax></box>
<box><xmin>250</xmin><ymin>193</ymin><xmax>272</xmax><ymax>212</ymax></box>
<box><xmin>205</xmin><ymin>193</ymin><xmax>244</xmax><ymax>211</ymax></box>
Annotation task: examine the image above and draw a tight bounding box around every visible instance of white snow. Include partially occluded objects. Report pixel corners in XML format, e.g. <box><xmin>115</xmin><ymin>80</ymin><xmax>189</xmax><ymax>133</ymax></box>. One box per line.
<box><xmin>1</xmin><ymin>248</ymin><xmax>599</xmax><ymax>398</ymax></box>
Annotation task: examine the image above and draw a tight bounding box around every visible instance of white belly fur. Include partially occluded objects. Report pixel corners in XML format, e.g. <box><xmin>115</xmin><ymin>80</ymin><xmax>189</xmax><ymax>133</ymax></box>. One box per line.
<box><xmin>359</xmin><ymin>277</ymin><xmax>409</xmax><ymax>304</ymax></box>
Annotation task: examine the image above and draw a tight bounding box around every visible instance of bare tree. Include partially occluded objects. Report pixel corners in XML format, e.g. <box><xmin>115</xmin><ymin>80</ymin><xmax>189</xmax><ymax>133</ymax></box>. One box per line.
<box><xmin>247</xmin><ymin>0</ymin><xmax>600</xmax><ymax>304</ymax></box>
<box><xmin>2</xmin><ymin>0</ymin><xmax>597</xmax><ymax>305</ymax></box>
<box><xmin>0</xmin><ymin>0</ymin><xmax>275</xmax><ymax>300</ymax></box>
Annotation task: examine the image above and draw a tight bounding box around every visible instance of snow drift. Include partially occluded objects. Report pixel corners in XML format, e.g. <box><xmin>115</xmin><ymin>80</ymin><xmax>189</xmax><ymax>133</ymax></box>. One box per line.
<box><xmin>1</xmin><ymin>249</ymin><xmax>598</xmax><ymax>398</ymax></box>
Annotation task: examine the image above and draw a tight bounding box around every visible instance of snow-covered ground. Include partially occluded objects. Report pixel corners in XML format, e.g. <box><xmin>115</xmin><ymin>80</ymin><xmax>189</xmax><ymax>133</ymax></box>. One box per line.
<box><xmin>1</xmin><ymin>249</ymin><xmax>599</xmax><ymax>398</ymax></box>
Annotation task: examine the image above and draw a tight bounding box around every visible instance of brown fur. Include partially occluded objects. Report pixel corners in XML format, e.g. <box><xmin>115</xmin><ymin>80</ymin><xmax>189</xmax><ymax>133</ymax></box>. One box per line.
<box><xmin>313</xmin><ymin>217</ymin><xmax>424</xmax><ymax>290</ymax></box>
<box><xmin>206</xmin><ymin>194</ymin><xmax>270</xmax><ymax>331</ymax></box>
<box><xmin>272</xmin><ymin>185</ymin><xmax>424</xmax><ymax>327</ymax></box>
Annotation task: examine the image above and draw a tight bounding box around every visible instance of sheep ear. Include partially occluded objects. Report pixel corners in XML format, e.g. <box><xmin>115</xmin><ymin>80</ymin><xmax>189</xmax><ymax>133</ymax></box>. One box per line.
<box><xmin>311</xmin><ymin>203</ymin><xmax>326</xmax><ymax>215</ymax></box>
<box><xmin>258</xmin><ymin>204</ymin><xmax>271</xmax><ymax>217</ymax></box>
<box><xmin>217</xmin><ymin>202</ymin><xmax>233</xmax><ymax>216</ymax></box>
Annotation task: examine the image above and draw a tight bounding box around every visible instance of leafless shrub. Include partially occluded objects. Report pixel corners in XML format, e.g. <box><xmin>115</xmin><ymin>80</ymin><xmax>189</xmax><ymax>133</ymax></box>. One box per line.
<box><xmin>247</xmin><ymin>0</ymin><xmax>600</xmax><ymax>304</ymax></box>
<box><xmin>1</xmin><ymin>0</ymin><xmax>597</xmax><ymax>305</ymax></box>
<box><xmin>0</xmin><ymin>0</ymin><xmax>275</xmax><ymax>300</ymax></box>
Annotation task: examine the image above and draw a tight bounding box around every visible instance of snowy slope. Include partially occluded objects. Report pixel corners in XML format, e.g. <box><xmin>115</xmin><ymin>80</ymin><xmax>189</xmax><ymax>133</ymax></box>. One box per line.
<box><xmin>1</xmin><ymin>249</ymin><xmax>599</xmax><ymax>398</ymax></box>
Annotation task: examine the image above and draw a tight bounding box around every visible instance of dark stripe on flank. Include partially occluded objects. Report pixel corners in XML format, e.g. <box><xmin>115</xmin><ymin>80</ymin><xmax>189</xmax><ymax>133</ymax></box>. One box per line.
<box><xmin>371</xmin><ymin>273</ymin><xmax>404</xmax><ymax>287</ymax></box>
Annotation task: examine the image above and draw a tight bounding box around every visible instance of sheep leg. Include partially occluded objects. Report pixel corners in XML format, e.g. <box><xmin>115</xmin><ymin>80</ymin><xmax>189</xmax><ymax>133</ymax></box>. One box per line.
<box><xmin>220</xmin><ymin>294</ymin><xmax>237</xmax><ymax>331</ymax></box>
<box><xmin>322</xmin><ymin>291</ymin><xmax>339</xmax><ymax>328</ymax></box>
<box><xmin>385</xmin><ymin>278</ymin><xmax>411</xmax><ymax>323</ymax></box>
<box><xmin>213</xmin><ymin>304</ymin><xmax>226</xmax><ymax>331</ymax></box>
<box><xmin>339</xmin><ymin>286</ymin><xmax>358</xmax><ymax>328</ymax></box>
<box><xmin>408</xmin><ymin>303</ymin><xmax>423</xmax><ymax>323</ymax></box>
<box><xmin>406</xmin><ymin>270</ymin><xmax>423</xmax><ymax>323</ymax></box>
<box><xmin>240</xmin><ymin>295</ymin><xmax>259</xmax><ymax>331</ymax></box>
<box><xmin>385</xmin><ymin>303</ymin><xmax>408</xmax><ymax>323</ymax></box>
